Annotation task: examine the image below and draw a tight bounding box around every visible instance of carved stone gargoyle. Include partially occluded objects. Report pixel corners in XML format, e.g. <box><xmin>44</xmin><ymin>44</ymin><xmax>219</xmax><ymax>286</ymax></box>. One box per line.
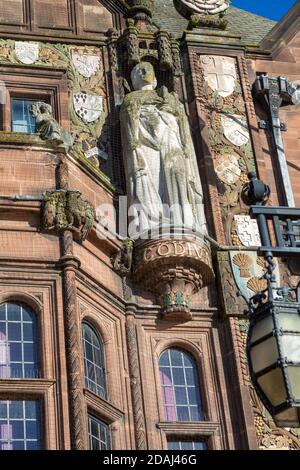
<box><xmin>113</xmin><ymin>239</ymin><xmax>134</xmax><ymax>277</ymax></box>
<box><xmin>42</xmin><ymin>190</ymin><xmax>94</xmax><ymax>242</ymax></box>
<box><xmin>31</xmin><ymin>102</ymin><xmax>74</xmax><ymax>153</ymax></box>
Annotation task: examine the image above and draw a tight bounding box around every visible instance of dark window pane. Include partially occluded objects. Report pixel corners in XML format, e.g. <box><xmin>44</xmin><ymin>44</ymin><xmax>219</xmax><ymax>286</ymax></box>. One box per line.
<box><xmin>177</xmin><ymin>406</ymin><xmax>190</xmax><ymax>421</ymax></box>
<box><xmin>175</xmin><ymin>387</ymin><xmax>188</xmax><ymax>405</ymax></box>
<box><xmin>25</xmin><ymin>401</ymin><xmax>38</xmax><ymax>420</ymax></box>
<box><xmin>190</xmin><ymin>406</ymin><xmax>202</xmax><ymax>421</ymax></box>
<box><xmin>26</xmin><ymin>421</ymin><xmax>39</xmax><ymax>440</ymax></box>
<box><xmin>0</xmin><ymin>305</ymin><xmax>6</xmax><ymax>321</ymax></box>
<box><xmin>170</xmin><ymin>349</ymin><xmax>183</xmax><ymax>366</ymax></box>
<box><xmin>159</xmin><ymin>351</ymin><xmax>170</xmax><ymax>367</ymax></box>
<box><xmin>10</xmin><ymin>343</ymin><xmax>22</xmax><ymax>362</ymax></box>
<box><xmin>11</xmin><ymin>99</ymin><xmax>43</xmax><ymax>134</ymax></box>
<box><xmin>7</xmin><ymin>304</ymin><xmax>21</xmax><ymax>322</ymax></box>
<box><xmin>26</xmin><ymin>441</ymin><xmax>40</xmax><ymax>450</ymax></box>
<box><xmin>0</xmin><ymin>322</ymin><xmax>6</xmax><ymax>337</ymax></box>
<box><xmin>22</xmin><ymin>306</ymin><xmax>34</xmax><ymax>323</ymax></box>
<box><xmin>7</xmin><ymin>323</ymin><xmax>21</xmax><ymax>341</ymax></box>
<box><xmin>0</xmin><ymin>403</ymin><xmax>7</xmax><ymax>419</ymax></box>
<box><xmin>185</xmin><ymin>367</ymin><xmax>197</xmax><ymax>386</ymax></box>
<box><xmin>24</xmin><ymin>343</ymin><xmax>35</xmax><ymax>362</ymax></box>
<box><xmin>12</xmin><ymin>442</ymin><xmax>25</xmax><ymax>450</ymax></box>
<box><xmin>11</xmin><ymin>421</ymin><xmax>24</xmax><ymax>440</ymax></box>
<box><xmin>173</xmin><ymin>368</ymin><xmax>185</xmax><ymax>385</ymax></box>
<box><xmin>88</xmin><ymin>415</ymin><xmax>110</xmax><ymax>451</ymax></box>
<box><xmin>160</xmin><ymin>368</ymin><xmax>172</xmax><ymax>385</ymax></box>
<box><xmin>23</xmin><ymin>323</ymin><xmax>35</xmax><ymax>342</ymax></box>
<box><xmin>9</xmin><ymin>401</ymin><xmax>23</xmax><ymax>419</ymax></box>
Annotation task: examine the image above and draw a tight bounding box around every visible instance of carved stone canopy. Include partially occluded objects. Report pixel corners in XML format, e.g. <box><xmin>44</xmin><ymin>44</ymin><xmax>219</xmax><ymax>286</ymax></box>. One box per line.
<box><xmin>126</xmin><ymin>0</ymin><xmax>156</xmax><ymax>17</ymax></box>
<box><xmin>133</xmin><ymin>234</ymin><xmax>214</xmax><ymax>321</ymax></box>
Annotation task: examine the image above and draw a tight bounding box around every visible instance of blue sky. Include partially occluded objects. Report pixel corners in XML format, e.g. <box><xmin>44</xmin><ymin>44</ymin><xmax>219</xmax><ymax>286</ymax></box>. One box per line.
<box><xmin>231</xmin><ymin>0</ymin><xmax>297</xmax><ymax>20</ymax></box>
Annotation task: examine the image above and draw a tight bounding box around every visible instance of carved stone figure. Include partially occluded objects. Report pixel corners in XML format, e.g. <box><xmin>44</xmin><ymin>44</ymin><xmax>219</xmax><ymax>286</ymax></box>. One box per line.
<box><xmin>120</xmin><ymin>62</ymin><xmax>207</xmax><ymax>235</ymax></box>
<box><xmin>113</xmin><ymin>240</ymin><xmax>134</xmax><ymax>277</ymax></box>
<box><xmin>31</xmin><ymin>102</ymin><xmax>74</xmax><ymax>153</ymax></box>
<box><xmin>43</xmin><ymin>190</ymin><xmax>94</xmax><ymax>242</ymax></box>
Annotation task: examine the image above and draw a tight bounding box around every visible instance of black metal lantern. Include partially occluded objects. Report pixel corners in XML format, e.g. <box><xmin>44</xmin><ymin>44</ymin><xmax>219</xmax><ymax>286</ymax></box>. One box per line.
<box><xmin>247</xmin><ymin>292</ymin><xmax>300</xmax><ymax>427</ymax></box>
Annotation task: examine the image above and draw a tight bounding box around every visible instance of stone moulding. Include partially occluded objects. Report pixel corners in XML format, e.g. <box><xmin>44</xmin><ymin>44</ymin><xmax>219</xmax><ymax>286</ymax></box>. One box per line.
<box><xmin>133</xmin><ymin>236</ymin><xmax>215</xmax><ymax>321</ymax></box>
<box><xmin>42</xmin><ymin>190</ymin><xmax>95</xmax><ymax>242</ymax></box>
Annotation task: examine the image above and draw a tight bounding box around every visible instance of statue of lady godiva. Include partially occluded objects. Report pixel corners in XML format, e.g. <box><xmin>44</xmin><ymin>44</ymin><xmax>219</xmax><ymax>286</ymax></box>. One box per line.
<box><xmin>120</xmin><ymin>62</ymin><xmax>207</xmax><ymax>236</ymax></box>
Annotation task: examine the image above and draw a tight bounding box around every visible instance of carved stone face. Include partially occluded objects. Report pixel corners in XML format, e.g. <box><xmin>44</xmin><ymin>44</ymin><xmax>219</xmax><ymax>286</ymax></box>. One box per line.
<box><xmin>131</xmin><ymin>62</ymin><xmax>157</xmax><ymax>91</ymax></box>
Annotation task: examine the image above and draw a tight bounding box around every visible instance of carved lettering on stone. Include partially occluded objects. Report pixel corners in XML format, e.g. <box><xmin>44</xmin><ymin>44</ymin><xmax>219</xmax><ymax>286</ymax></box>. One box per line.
<box><xmin>15</xmin><ymin>42</ymin><xmax>39</xmax><ymax>65</ymax></box>
<box><xmin>73</xmin><ymin>93</ymin><xmax>103</xmax><ymax>123</ymax></box>
<box><xmin>221</xmin><ymin>114</ymin><xmax>249</xmax><ymax>147</ymax></box>
<box><xmin>201</xmin><ymin>55</ymin><xmax>237</xmax><ymax>98</ymax></box>
<box><xmin>234</xmin><ymin>215</ymin><xmax>261</xmax><ymax>247</ymax></box>
<box><xmin>215</xmin><ymin>154</ymin><xmax>241</xmax><ymax>185</ymax></box>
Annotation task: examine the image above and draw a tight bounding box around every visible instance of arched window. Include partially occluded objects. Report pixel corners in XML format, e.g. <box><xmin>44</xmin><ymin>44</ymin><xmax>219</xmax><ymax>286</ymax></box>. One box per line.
<box><xmin>159</xmin><ymin>348</ymin><xmax>203</xmax><ymax>422</ymax></box>
<box><xmin>82</xmin><ymin>322</ymin><xmax>107</xmax><ymax>399</ymax></box>
<box><xmin>0</xmin><ymin>303</ymin><xmax>39</xmax><ymax>379</ymax></box>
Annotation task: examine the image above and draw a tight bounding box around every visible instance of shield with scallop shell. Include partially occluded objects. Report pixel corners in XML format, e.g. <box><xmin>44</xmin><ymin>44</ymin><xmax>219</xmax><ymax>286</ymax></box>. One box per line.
<box><xmin>229</xmin><ymin>251</ymin><xmax>280</xmax><ymax>302</ymax></box>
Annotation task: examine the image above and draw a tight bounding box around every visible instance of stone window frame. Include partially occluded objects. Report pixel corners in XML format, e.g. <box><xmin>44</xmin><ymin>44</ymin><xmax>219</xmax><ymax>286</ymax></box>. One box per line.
<box><xmin>152</xmin><ymin>336</ymin><xmax>224</xmax><ymax>450</ymax></box>
<box><xmin>0</xmin><ymin>66</ymin><xmax>69</xmax><ymax>135</ymax></box>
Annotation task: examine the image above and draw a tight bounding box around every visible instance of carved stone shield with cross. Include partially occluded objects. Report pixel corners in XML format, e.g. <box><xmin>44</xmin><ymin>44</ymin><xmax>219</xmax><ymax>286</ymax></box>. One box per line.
<box><xmin>201</xmin><ymin>55</ymin><xmax>237</xmax><ymax>98</ymax></box>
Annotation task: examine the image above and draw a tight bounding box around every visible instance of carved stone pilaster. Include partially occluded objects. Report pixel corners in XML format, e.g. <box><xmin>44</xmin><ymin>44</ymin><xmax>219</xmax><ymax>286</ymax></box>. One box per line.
<box><xmin>56</xmin><ymin>159</ymin><xmax>88</xmax><ymax>450</ymax></box>
<box><xmin>134</xmin><ymin>236</ymin><xmax>214</xmax><ymax>321</ymax></box>
<box><xmin>126</xmin><ymin>311</ymin><xmax>147</xmax><ymax>450</ymax></box>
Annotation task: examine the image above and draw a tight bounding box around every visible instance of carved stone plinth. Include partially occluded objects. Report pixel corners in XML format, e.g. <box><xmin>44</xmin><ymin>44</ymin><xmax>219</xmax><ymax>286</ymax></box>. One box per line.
<box><xmin>133</xmin><ymin>236</ymin><xmax>214</xmax><ymax>321</ymax></box>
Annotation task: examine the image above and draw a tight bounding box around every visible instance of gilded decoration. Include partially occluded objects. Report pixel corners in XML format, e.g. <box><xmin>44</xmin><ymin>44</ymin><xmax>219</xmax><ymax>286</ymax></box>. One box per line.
<box><xmin>0</xmin><ymin>40</ymin><xmax>108</xmax><ymax>168</ymax></box>
<box><xmin>42</xmin><ymin>190</ymin><xmax>95</xmax><ymax>242</ymax></box>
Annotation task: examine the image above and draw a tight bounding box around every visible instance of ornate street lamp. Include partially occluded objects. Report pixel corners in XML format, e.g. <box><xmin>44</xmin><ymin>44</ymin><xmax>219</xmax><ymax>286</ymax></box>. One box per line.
<box><xmin>244</xmin><ymin>172</ymin><xmax>300</xmax><ymax>427</ymax></box>
<box><xmin>247</xmin><ymin>286</ymin><xmax>300</xmax><ymax>427</ymax></box>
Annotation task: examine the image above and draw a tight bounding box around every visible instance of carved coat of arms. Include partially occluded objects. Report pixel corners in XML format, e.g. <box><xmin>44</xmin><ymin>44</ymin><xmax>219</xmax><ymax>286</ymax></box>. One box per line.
<box><xmin>201</xmin><ymin>55</ymin><xmax>237</xmax><ymax>97</ymax></box>
<box><xmin>71</xmin><ymin>51</ymin><xmax>101</xmax><ymax>78</ymax></box>
<box><xmin>221</xmin><ymin>114</ymin><xmax>250</xmax><ymax>147</ymax></box>
<box><xmin>215</xmin><ymin>154</ymin><xmax>241</xmax><ymax>185</ymax></box>
<box><xmin>230</xmin><ymin>251</ymin><xmax>280</xmax><ymax>302</ymax></box>
<box><xmin>15</xmin><ymin>42</ymin><xmax>39</xmax><ymax>65</ymax></box>
<box><xmin>73</xmin><ymin>93</ymin><xmax>103</xmax><ymax>123</ymax></box>
<box><xmin>234</xmin><ymin>215</ymin><xmax>261</xmax><ymax>247</ymax></box>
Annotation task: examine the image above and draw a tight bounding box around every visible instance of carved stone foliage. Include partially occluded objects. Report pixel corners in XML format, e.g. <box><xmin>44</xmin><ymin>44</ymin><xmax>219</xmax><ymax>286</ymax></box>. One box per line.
<box><xmin>197</xmin><ymin>55</ymin><xmax>256</xmax><ymax>227</ymax></box>
<box><xmin>42</xmin><ymin>190</ymin><xmax>94</xmax><ymax>242</ymax></box>
<box><xmin>133</xmin><ymin>237</ymin><xmax>214</xmax><ymax>321</ymax></box>
<box><xmin>237</xmin><ymin>319</ymin><xmax>300</xmax><ymax>450</ymax></box>
<box><xmin>0</xmin><ymin>40</ymin><xmax>108</xmax><ymax>167</ymax></box>
<box><xmin>216</xmin><ymin>251</ymin><xmax>246</xmax><ymax>317</ymax></box>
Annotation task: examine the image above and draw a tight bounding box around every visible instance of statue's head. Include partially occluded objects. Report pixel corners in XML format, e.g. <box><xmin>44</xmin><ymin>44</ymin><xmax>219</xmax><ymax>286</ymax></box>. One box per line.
<box><xmin>131</xmin><ymin>62</ymin><xmax>157</xmax><ymax>91</ymax></box>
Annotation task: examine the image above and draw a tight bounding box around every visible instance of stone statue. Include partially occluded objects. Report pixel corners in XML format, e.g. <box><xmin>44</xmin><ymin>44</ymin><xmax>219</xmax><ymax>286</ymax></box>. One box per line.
<box><xmin>31</xmin><ymin>102</ymin><xmax>74</xmax><ymax>153</ymax></box>
<box><xmin>120</xmin><ymin>62</ymin><xmax>207</xmax><ymax>235</ymax></box>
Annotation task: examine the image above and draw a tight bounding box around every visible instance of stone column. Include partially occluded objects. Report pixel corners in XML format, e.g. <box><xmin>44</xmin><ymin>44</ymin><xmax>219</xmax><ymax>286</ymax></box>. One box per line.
<box><xmin>56</xmin><ymin>155</ymin><xmax>87</xmax><ymax>450</ymax></box>
<box><xmin>126</xmin><ymin>307</ymin><xmax>147</xmax><ymax>450</ymax></box>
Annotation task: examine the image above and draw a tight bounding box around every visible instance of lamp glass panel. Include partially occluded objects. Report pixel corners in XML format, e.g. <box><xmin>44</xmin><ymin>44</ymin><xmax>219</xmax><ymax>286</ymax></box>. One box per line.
<box><xmin>281</xmin><ymin>335</ymin><xmax>300</xmax><ymax>363</ymax></box>
<box><xmin>250</xmin><ymin>337</ymin><xmax>279</xmax><ymax>373</ymax></box>
<box><xmin>287</xmin><ymin>367</ymin><xmax>300</xmax><ymax>401</ymax></box>
<box><xmin>257</xmin><ymin>368</ymin><xmax>287</xmax><ymax>407</ymax></box>
<box><xmin>250</xmin><ymin>316</ymin><xmax>274</xmax><ymax>344</ymax></box>
<box><xmin>278</xmin><ymin>313</ymin><xmax>300</xmax><ymax>332</ymax></box>
<box><xmin>275</xmin><ymin>407</ymin><xmax>300</xmax><ymax>428</ymax></box>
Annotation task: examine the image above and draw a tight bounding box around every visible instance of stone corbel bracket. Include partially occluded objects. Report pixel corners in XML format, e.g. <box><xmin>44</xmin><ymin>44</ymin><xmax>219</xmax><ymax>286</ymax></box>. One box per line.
<box><xmin>133</xmin><ymin>236</ymin><xmax>215</xmax><ymax>321</ymax></box>
<box><xmin>42</xmin><ymin>190</ymin><xmax>95</xmax><ymax>242</ymax></box>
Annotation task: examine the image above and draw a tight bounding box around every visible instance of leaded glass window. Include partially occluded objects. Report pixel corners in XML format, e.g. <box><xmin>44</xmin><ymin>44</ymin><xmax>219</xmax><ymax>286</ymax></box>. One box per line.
<box><xmin>0</xmin><ymin>400</ymin><xmax>41</xmax><ymax>450</ymax></box>
<box><xmin>159</xmin><ymin>348</ymin><xmax>203</xmax><ymax>422</ymax></box>
<box><xmin>168</xmin><ymin>439</ymin><xmax>207</xmax><ymax>450</ymax></box>
<box><xmin>88</xmin><ymin>415</ymin><xmax>110</xmax><ymax>450</ymax></box>
<box><xmin>82</xmin><ymin>322</ymin><xmax>107</xmax><ymax>399</ymax></box>
<box><xmin>0</xmin><ymin>303</ymin><xmax>39</xmax><ymax>379</ymax></box>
